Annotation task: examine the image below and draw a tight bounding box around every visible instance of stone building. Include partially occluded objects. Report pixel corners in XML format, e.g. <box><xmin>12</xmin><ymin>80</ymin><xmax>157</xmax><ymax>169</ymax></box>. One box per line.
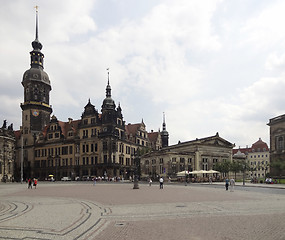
<box><xmin>0</xmin><ymin>120</ymin><xmax>15</xmax><ymax>182</ymax></box>
<box><xmin>267</xmin><ymin>114</ymin><xmax>285</xmax><ymax>176</ymax></box>
<box><xmin>140</xmin><ymin>133</ymin><xmax>234</xmax><ymax>180</ymax></box>
<box><xmin>233</xmin><ymin>138</ymin><xmax>270</xmax><ymax>179</ymax></box>
<box><xmin>13</xmin><ymin>10</ymin><xmax>168</xmax><ymax>181</ymax></box>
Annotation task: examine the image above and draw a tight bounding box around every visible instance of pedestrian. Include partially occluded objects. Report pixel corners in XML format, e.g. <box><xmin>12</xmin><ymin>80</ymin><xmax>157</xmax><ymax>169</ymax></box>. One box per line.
<box><xmin>149</xmin><ymin>178</ymin><xmax>152</xmax><ymax>186</ymax></box>
<box><xmin>159</xmin><ymin>177</ymin><xmax>164</xmax><ymax>189</ymax></box>
<box><xmin>230</xmin><ymin>178</ymin><xmax>235</xmax><ymax>192</ymax></box>
<box><xmin>225</xmin><ymin>178</ymin><xmax>229</xmax><ymax>191</ymax></box>
<box><xmin>33</xmin><ymin>179</ymin><xmax>38</xmax><ymax>189</ymax></box>
<box><xmin>93</xmin><ymin>177</ymin><xmax>97</xmax><ymax>186</ymax></box>
<box><xmin>28</xmin><ymin>178</ymin><xmax>32</xmax><ymax>189</ymax></box>
<box><xmin>209</xmin><ymin>176</ymin><xmax>212</xmax><ymax>184</ymax></box>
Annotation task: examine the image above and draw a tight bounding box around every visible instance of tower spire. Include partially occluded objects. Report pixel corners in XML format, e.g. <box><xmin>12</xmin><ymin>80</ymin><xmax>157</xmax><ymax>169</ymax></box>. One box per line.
<box><xmin>106</xmin><ymin>68</ymin><xmax>111</xmax><ymax>97</ymax></box>
<box><xmin>161</xmin><ymin>112</ymin><xmax>169</xmax><ymax>147</ymax></box>
<box><xmin>30</xmin><ymin>6</ymin><xmax>44</xmax><ymax>69</ymax></box>
<box><xmin>32</xmin><ymin>6</ymin><xmax>42</xmax><ymax>51</ymax></box>
<box><xmin>162</xmin><ymin>112</ymin><xmax>166</xmax><ymax>131</ymax></box>
<box><xmin>35</xmin><ymin>6</ymin><xmax>39</xmax><ymax>40</ymax></box>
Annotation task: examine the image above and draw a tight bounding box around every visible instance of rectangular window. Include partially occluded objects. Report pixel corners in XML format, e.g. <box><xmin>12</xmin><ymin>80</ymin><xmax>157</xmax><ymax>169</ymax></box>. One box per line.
<box><xmin>69</xmin><ymin>146</ymin><xmax>73</xmax><ymax>154</ymax></box>
<box><xmin>103</xmin><ymin>142</ymin><xmax>107</xmax><ymax>151</ymax></box>
<box><xmin>62</xmin><ymin>146</ymin><xmax>68</xmax><ymax>155</ymax></box>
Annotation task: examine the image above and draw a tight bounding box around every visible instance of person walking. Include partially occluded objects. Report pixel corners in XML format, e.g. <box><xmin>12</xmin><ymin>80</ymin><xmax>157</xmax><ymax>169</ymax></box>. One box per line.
<box><xmin>209</xmin><ymin>176</ymin><xmax>212</xmax><ymax>184</ymax></box>
<box><xmin>225</xmin><ymin>178</ymin><xmax>229</xmax><ymax>191</ymax></box>
<box><xmin>149</xmin><ymin>178</ymin><xmax>152</xmax><ymax>186</ymax></box>
<box><xmin>28</xmin><ymin>178</ymin><xmax>32</xmax><ymax>189</ymax></box>
<box><xmin>230</xmin><ymin>178</ymin><xmax>235</xmax><ymax>192</ymax></box>
<box><xmin>33</xmin><ymin>179</ymin><xmax>38</xmax><ymax>189</ymax></box>
<box><xmin>159</xmin><ymin>177</ymin><xmax>164</xmax><ymax>189</ymax></box>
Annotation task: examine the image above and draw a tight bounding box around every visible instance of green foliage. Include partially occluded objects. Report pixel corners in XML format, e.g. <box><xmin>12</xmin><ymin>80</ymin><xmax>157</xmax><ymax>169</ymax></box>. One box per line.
<box><xmin>214</xmin><ymin>160</ymin><xmax>231</xmax><ymax>175</ymax></box>
<box><xmin>214</xmin><ymin>160</ymin><xmax>249</xmax><ymax>179</ymax></box>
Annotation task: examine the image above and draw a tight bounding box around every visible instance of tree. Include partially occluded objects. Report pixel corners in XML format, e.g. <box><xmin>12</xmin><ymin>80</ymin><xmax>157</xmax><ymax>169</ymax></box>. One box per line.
<box><xmin>214</xmin><ymin>161</ymin><xmax>231</xmax><ymax>178</ymax></box>
<box><xmin>230</xmin><ymin>161</ymin><xmax>243</xmax><ymax>180</ymax></box>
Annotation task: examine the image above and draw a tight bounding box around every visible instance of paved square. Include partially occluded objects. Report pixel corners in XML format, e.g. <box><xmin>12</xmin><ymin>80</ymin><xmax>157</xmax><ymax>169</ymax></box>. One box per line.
<box><xmin>0</xmin><ymin>182</ymin><xmax>284</xmax><ymax>240</ymax></box>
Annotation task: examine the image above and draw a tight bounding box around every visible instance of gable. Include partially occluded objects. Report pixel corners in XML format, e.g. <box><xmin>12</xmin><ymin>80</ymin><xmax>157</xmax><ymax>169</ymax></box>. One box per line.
<box><xmin>199</xmin><ymin>137</ymin><xmax>234</xmax><ymax>148</ymax></box>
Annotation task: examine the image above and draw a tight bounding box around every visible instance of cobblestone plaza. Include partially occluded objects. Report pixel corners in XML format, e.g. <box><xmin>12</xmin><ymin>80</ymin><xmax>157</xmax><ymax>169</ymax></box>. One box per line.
<box><xmin>0</xmin><ymin>182</ymin><xmax>284</xmax><ymax>240</ymax></box>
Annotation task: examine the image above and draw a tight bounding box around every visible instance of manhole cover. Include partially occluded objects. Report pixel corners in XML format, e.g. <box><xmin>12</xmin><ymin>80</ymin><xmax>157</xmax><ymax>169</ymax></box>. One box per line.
<box><xmin>176</xmin><ymin>205</ymin><xmax>186</xmax><ymax>208</ymax></box>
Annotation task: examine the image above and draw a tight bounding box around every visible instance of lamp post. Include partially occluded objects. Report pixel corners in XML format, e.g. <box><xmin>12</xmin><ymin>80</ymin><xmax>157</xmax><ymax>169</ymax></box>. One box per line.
<box><xmin>2</xmin><ymin>140</ymin><xmax>6</xmax><ymax>183</ymax></box>
<box><xmin>133</xmin><ymin>155</ymin><xmax>139</xmax><ymax>189</ymax></box>
<box><xmin>185</xmin><ymin>162</ymin><xmax>187</xmax><ymax>186</ymax></box>
<box><xmin>21</xmin><ymin>134</ymin><xmax>23</xmax><ymax>184</ymax></box>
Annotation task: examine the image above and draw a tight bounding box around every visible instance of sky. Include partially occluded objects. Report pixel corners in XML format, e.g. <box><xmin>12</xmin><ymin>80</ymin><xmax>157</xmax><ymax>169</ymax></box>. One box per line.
<box><xmin>1</xmin><ymin>0</ymin><xmax>285</xmax><ymax>148</ymax></box>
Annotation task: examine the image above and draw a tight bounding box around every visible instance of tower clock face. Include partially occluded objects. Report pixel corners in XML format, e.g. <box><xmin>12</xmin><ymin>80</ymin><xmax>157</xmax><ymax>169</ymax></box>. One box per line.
<box><xmin>32</xmin><ymin>110</ymin><xmax>39</xmax><ymax>117</ymax></box>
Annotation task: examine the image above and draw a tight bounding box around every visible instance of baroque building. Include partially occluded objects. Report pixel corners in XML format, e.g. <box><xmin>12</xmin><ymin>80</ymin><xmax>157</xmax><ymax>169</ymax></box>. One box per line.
<box><xmin>140</xmin><ymin>133</ymin><xmax>234</xmax><ymax>180</ymax></box>
<box><xmin>0</xmin><ymin>120</ymin><xmax>15</xmax><ymax>182</ymax></box>
<box><xmin>233</xmin><ymin>138</ymin><xmax>270</xmax><ymax>179</ymax></box>
<box><xmin>267</xmin><ymin>114</ymin><xmax>285</xmax><ymax>176</ymax></box>
<box><xmin>14</xmin><ymin>10</ymin><xmax>168</xmax><ymax>181</ymax></box>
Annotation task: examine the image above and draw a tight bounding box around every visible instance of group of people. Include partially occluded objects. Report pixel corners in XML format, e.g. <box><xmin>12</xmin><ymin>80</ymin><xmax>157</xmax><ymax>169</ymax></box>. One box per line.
<box><xmin>148</xmin><ymin>177</ymin><xmax>164</xmax><ymax>189</ymax></box>
<box><xmin>225</xmin><ymin>178</ymin><xmax>235</xmax><ymax>192</ymax></box>
<box><xmin>27</xmin><ymin>178</ymin><xmax>37</xmax><ymax>189</ymax></box>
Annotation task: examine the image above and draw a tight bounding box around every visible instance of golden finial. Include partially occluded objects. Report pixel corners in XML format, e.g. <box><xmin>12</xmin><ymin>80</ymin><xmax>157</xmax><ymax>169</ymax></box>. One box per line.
<box><xmin>35</xmin><ymin>5</ymin><xmax>39</xmax><ymax>12</ymax></box>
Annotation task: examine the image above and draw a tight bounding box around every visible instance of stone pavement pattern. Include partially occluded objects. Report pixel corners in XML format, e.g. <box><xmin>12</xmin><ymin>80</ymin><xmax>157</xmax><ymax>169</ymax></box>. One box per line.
<box><xmin>0</xmin><ymin>182</ymin><xmax>284</xmax><ymax>240</ymax></box>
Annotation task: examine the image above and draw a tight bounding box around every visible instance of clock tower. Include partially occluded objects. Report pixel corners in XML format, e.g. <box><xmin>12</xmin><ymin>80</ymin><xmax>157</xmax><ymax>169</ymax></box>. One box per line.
<box><xmin>20</xmin><ymin>7</ymin><xmax>52</xmax><ymax>144</ymax></box>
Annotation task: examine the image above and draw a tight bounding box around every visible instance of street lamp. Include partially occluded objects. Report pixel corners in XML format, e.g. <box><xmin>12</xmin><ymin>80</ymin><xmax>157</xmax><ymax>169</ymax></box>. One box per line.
<box><xmin>185</xmin><ymin>161</ymin><xmax>187</xmax><ymax>186</ymax></box>
<box><xmin>133</xmin><ymin>155</ymin><xmax>139</xmax><ymax>189</ymax></box>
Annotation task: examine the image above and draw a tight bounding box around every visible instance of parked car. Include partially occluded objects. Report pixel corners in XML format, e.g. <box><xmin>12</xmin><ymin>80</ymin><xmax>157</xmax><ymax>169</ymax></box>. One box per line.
<box><xmin>61</xmin><ymin>176</ymin><xmax>71</xmax><ymax>181</ymax></box>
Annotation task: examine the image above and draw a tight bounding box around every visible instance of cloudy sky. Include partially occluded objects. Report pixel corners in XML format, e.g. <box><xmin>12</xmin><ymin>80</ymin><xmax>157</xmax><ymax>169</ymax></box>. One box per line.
<box><xmin>1</xmin><ymin>0</ymin><xmax>285</xmax><ymax>147</ymax></box>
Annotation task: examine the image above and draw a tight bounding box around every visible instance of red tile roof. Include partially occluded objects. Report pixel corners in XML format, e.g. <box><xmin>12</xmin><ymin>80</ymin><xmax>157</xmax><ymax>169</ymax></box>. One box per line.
<box><xmin>233</xmin><ymin>138</ymin><xmax>269</xmax><ymax>154</ymax></box>
<box><xmin>125</xmin><ymin>123</ymin><xmax>141</xmax><ymax>135</ymax></box>
<box><xmin>148</xmin><ymin>131</ymin><xmax>159</xmax><ymax>142</ymax></box>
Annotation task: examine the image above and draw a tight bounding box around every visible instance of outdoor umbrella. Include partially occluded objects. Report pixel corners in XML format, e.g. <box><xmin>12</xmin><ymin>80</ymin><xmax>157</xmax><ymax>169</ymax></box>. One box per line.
<box><xmin>188</xmin><ymin>170</ymin><xmax>207</xmax><ymax>174</ymax></box>
<box><xmin>176</xmin><ymin>171</ymin><xmax>190</xmax><ymax>176</ymax></box>
<box><xmin>206</xmin><ymin>170</ymin><xmax>220</xmax><ymax>174</ymax></box>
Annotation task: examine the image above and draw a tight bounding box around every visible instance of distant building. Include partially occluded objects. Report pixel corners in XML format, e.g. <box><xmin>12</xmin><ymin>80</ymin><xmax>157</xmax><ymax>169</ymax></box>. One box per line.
<box><xmin>0</xmin><ymin>120</ymin><xmax>15</xmax><ymax>182</ymax></box>
<box><xmin>267</xmin><ymin>114</ymin><xmax>285</xmax><ymax>176</ymax></box>
<box><xmin>141</xmin><ymin>133</ymin><xmax>234</xmax><ymax>180</ymax></box>
<box><xmin>233</xmin><ymin>138</ymin><xmax>270</xmax><ymax>179</ymax></box>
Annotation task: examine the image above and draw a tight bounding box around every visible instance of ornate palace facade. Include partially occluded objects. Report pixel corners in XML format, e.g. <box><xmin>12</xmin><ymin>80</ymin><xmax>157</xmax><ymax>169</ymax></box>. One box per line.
<box><xmin>13</xmin><ymin>10</ymin><xmax>168</xmax><ymax>181</ymax></box>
